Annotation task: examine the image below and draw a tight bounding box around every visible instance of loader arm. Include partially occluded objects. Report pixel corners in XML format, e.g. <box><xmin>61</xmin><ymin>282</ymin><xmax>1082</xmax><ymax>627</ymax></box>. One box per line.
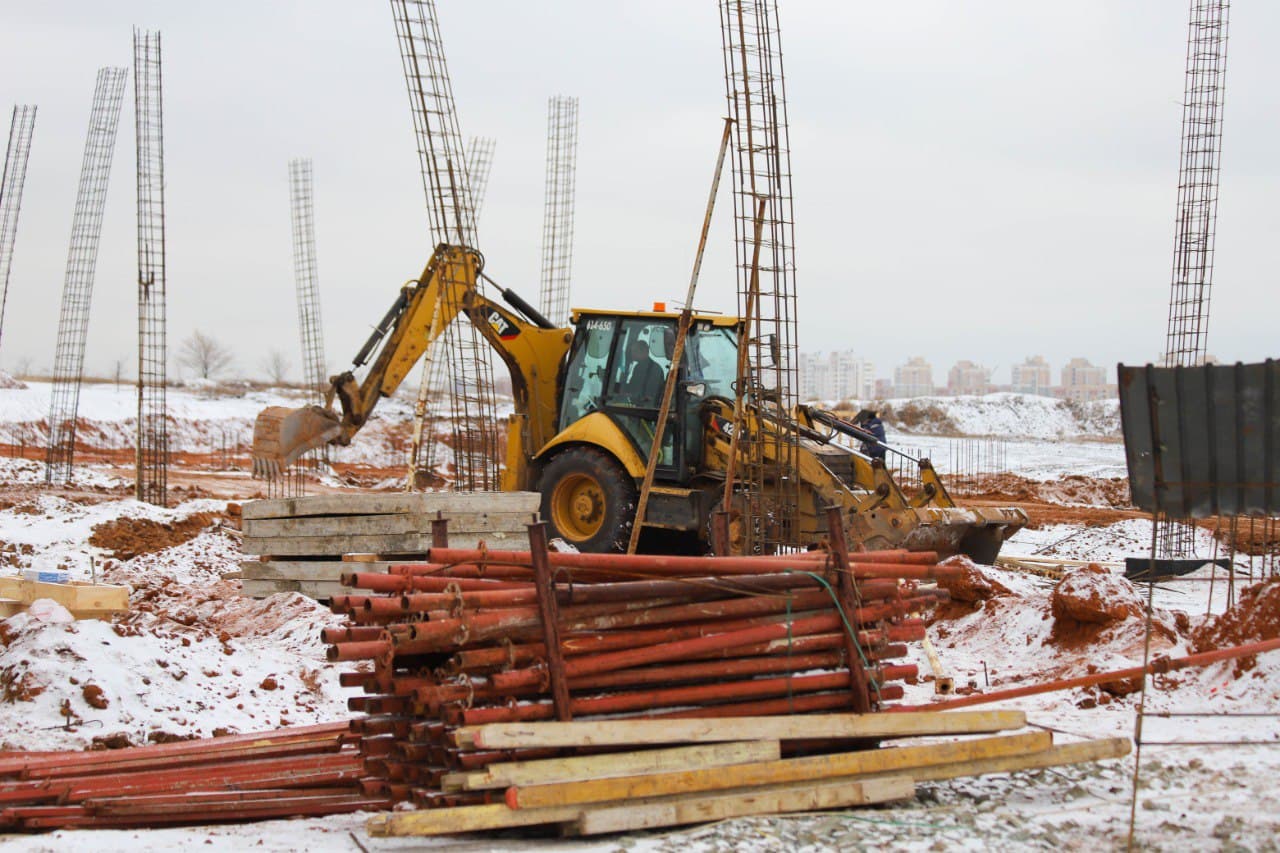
<box><xmin>252</xmin><ymin>244</ymin><xmax>570</xmax><ymax>477</ymax></box>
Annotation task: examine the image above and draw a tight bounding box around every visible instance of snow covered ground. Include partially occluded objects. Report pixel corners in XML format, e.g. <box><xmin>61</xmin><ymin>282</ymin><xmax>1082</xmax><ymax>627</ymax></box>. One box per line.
<box><xmin>0</xmin><ymin>388</ymin><xmax>1273</xmax><ymax>850</ymax></box>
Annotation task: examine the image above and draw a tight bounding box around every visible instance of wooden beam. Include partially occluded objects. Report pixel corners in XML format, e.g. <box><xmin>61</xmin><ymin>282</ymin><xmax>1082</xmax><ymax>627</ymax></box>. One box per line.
<box><xmin>456</xmin><ymin>709</ymin><xmax>1027</xmax><ymax>750</ymax></box>
<box><xmin>242</xmin><ymin>530</ymin><xmax>525</xmax><ymax>557</ymax></box>
<box><xmin>872</xmin><ymin>736</ymin><xmax>1132</xmax><ymax>785</ymax></box>
<box><xmin>445</xmin><ymin>740</ymin><xmax>780</xmax><ymax>791</ymax></box>
<box><xmin>0</xmin><ymin>577</ymin><xmax>128</xmax><ymax>612</ymax></box>
<box><xmin>367</xmin><ymin>802</ymin><xmax>581</xmax><ymax>837</ymax></box>
<box><xmin>243</xmin><ymin>511</ymin><xmax>532</xmax><ymax>539</ymax></box>
<box><xmin>366</xmin><ymin>775</ymin><xmax>913</xmax><ymax>838</ymax></box>
<box><xmin>574</xmin><ymin>775</ymin><xmax>914</xmax><ymax>836</ymax></box>
<box><xmin>241</xmin><ymin>491</ymin><xmax>539</xmax><ymax>520</ymax></box>
<box><xmin>508</xmin><ymin>731</ymin><xmax>1050</xmax><ymax>809</ymax></box>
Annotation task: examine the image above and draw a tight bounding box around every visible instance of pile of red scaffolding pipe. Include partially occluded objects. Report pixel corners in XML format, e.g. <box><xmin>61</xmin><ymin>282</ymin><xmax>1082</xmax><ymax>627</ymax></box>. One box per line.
<box><xmin>326</xmin><ymin>513</ymin><xmax>958</xmax><ymax>808</ymax></box>
<box><xmin>0</xmin><ymin>722</ymin><xmax>392</xmax><ymax>831</ymax></box>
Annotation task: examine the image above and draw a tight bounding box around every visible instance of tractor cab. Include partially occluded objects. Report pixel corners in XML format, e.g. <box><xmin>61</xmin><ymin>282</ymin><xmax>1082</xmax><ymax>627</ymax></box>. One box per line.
<box><xmin>558</xmin><ymin>308</ymin><xmax>739</xmax><ymax>484</ymax></box>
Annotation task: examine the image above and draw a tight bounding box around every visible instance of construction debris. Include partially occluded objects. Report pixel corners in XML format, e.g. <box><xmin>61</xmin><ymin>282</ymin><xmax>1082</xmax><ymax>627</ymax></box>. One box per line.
<box><xmin>310</xmin><ymin>516</ymin><xmax>1131</xmax><ymax>836</ymax></box>
<box><xmin>237</xmin><ymin>491</ymin><xmax>537</xmax><ymax>598</ymax></box>
<box><xmin>0</xmin><ymin>574</ymin><xmax>127</xmax><ymax>619</ymax></box>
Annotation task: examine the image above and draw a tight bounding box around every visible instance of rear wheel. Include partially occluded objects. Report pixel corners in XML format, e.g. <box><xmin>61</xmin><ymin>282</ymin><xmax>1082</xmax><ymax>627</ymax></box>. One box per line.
<box><xmin>539</xmin><ymin>447</ymin><xmax>637</xmax><ymax>553</ymax></box>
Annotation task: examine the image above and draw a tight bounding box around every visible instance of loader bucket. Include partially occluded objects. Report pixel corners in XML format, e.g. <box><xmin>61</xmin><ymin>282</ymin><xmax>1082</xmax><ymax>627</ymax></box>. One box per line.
<box><xmin>251</xmin><ymin>405</ymin><xmax>342</xmax><ymax>478</ymax></box>
<box><xmin>851</xmin><ymin>506</ymin><xmax>1027</xmax><ymax>565</ymax></box>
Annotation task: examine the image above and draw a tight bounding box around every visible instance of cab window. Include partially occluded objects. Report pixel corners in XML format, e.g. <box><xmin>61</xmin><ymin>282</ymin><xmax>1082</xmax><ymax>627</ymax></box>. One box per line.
<box><xmin>559</xmin><ymin>316</ymin><xmax>616</xmax><ymax>429</ymax></box>
<box><xmin>605</xmin><ymin>320</ymin><xmax>675</xmax><ymax>410</ymax></box>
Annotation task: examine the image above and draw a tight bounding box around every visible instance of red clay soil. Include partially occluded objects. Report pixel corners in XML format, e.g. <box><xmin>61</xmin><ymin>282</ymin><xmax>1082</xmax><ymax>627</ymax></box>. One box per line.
<box><xmin>1048</xmin><ymin>564</ymin><xmax>1155</xmax><ymax>651</ymax></box>
<box><xmin>1193</xmin><ymin>580</ymin><xmax>1280</xmax><ymax>653</ymax></box>
<box><xmin>89</xmin><ymin>512</ymin><xmax>219</xmax><ymax>561</ymax></box>
<box><xmin>932</xmin><ymin>555</ymin><xmax>1014</xmax><ymax>621</ymax></box>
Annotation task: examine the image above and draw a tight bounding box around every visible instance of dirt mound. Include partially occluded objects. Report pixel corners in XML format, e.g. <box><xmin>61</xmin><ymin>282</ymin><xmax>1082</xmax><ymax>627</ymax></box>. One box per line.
<box><xmin>954</xmin><ymin>473</ymin><xmax>1132</xmax><ymax>509</ymax></box>
<box><xmin>1052</xmin><ymin>564</ymin><xmax>1143</xmax><ymax>624</ymax></box>
<box><xmin>1193</xmin><ymin>580</ymin><xmax>1280</xmax><ymax>652</ymax></box>
<box><xmin>0</xmin><ymin>372</ymin><xmax>26</xmax><ymax>390</ymax></box>
<box><xmin>1048</xmin><ymin>564</ymin><xmax>1149</xmax><ymax>649</ymax></box>
<box><xmin>90</xmin><ymin>512</ymin><xmax>219</xmax><ymax>561</ymax></box>
<box><xmin>939</xmin><ymin>555</ymin><xmax>1012</xmax><ymax>603</ymax></box>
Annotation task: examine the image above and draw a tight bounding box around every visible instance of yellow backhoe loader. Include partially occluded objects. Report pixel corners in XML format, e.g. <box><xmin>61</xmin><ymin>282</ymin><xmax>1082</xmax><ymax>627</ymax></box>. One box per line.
<box><xmin>252</xmin><ymin>244</ymin><xmax>1026</xmax><ymax>561</ymax></box>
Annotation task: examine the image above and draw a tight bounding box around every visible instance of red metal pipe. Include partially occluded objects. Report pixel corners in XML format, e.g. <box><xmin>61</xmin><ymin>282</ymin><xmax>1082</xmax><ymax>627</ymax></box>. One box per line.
<box><xmin>327</xmin><ymin>640</ymin><xmax>391</xmax><ymax>662</ymax></box>
<box><xmin>570</xmin><ymin>651</ymin><xmax>845</xmax><ymax>690</ymax></box>
<box><xmin>340</xmin><ymin>573</ymin><xmax>410</xmax><ymax>593</ymax></box>
<box><xmin>490</xmin><ymin>612</ymin><xmax>842</xmax><ymax>690</ymax></box>
<box><xmin>898</xmin><ymin>636</ymin><xmax>1280</xmax><ymax>712</ymax></box>
<box><xmin>449</xmin><ymin>671</ymin><xmax>857</xmax><ymax>725</ymax></box>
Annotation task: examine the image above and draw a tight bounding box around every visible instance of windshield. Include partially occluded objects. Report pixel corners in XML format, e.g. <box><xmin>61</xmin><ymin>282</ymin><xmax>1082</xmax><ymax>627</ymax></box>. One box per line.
<box><xmin>686</xmin><ymin>323</ymin><xmax>738</xmax><ymax>399</ymax></box>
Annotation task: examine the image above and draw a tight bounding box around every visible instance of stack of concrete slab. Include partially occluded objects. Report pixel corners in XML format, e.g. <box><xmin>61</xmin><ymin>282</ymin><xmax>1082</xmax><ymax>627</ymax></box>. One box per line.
<box><xmin>236</xmin><ymin>492</ymin><xmax>539</xmax><ymax>600</ymax></box>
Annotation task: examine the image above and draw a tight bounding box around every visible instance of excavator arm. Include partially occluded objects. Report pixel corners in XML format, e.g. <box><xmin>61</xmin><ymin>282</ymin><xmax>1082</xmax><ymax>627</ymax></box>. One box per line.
<box><xmin>252</xmin><ymin>244</ymin><xmax>570</xmax><ymax>478</ymax></box>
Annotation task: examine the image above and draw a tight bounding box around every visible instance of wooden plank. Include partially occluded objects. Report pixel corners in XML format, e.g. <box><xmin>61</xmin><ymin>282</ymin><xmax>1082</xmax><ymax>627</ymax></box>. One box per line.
<box><xmin>0</xmin><ymin>577</ymin><xmax>129</xmax><ymax>612</ymax></box>
<box><xmin>457</xmin><ymin>709</ymin><xmax>1027</xmax><ymax>750</ymax></box>
<box><xmin>239</xmin><ymin>561</ymin><xmax>354</xmax><ymax>582</ymax></box>
<box><xmin>446</xmin><ymin>741</ymin><xmax>781</xmax><ymax>792</ymax></box>
<box><xmin>508</xmin><ymin>731</ymin><xmax>1050</xmax><ymax>809</ymax></box>
<box><xmin>242</xmin><ymin>529</ymin><xmax>525</xmax><ymax>557</ymax></box>
<box><xmin>240</xmin><ymin>578</ymin><xmax>345</xmax><ymax>600</ymax></box>
<box><xmin>574</xmin><ymin>775</ymin><xmax>914</xmax><ymax>836</ymax></box>
<box><xmin>243</xmin><ymin>511</ymin><xmax>531</xmax><ymax>540</ymax></box>
<box><xmin>871</xmin><ymin>736</ymin><xmax>1131</xmax><ymax>785</ymax></box>
<box><xmin>366</xmin><ymin>775</ymin><xmax>913</xmax><ymax>838</ymax></box>
<box><xmin>368</xmin><ymin>802</ymin><xmax>582</xmax><ymax>837</ymax></box>
<box><xmin>242</xmin><ymin>491</ymin><xmax>539</xmax><ymax>520</ymax></box>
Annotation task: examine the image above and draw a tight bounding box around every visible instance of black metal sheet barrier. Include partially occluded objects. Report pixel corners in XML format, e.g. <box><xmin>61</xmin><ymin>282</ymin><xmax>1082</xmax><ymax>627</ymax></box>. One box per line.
<box><xmin>1118</xmin><ymin>360</ymin><xmax>1279</xmax><ymax>518</ymax></box>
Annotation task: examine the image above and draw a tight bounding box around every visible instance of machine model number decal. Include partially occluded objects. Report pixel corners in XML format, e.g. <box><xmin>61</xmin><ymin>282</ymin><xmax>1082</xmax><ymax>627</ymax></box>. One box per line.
<box><xmin>584</xmin><ymin>318</ymin><xmax>613</xmax><ymax>331</ymax></box>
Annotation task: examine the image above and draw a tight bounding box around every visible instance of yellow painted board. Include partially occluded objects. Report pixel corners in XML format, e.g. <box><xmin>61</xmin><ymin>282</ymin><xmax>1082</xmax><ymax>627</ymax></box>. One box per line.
<box><xmin>510</xmin><ymin>730</ymin><xmax>1051</xmax><ymax>810</ymax></box>
<box><xmin>459</xmin><ymin>709</ymin><xmax>1027</xmax><ymax>750</ymax></box>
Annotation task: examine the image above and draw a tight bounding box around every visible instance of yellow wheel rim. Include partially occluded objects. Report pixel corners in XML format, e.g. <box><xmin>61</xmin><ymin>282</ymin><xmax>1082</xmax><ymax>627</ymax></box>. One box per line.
<box><xmin>551</xmin><ymin>473</ymin><xmax>606</xmax><ymax>541</ymax></box>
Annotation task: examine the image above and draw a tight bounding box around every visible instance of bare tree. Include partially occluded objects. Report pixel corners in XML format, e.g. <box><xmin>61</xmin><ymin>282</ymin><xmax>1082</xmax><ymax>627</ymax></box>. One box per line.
<box><xmin>177</xmin><ymin>331</ymin><xmax>235</xmax><ymax>380</ymax></box>
<box><xmin>261</xmin><ymin>350</ymin><xmax>291</xmax><ymax>386</ymax></box>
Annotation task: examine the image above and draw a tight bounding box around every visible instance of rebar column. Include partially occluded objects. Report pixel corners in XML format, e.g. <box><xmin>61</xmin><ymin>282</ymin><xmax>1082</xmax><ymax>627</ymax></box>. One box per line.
<box><xmin>720</xmin><ymin>0</ymin><xmax>802</xmax><ymax>552</ymax></box>
<box><xmin>392</xmin><ymin>0</ymin><xmax>500</xmax><ymax>491</ymax></box>
<box><xmin>44</xmin><ymin>70</ymin><xmax>127</xmax><ymax>485</ymax></box>
<box><xmin>539</xmin><ymin>95</ymin><xmax>579</xmax><ymax>327</ymax></box>
<box><xmin>0</xmin><ymin>105</ymin><xmax>37</xmax><ymax>358</ymax></box>
<box><xmin>1160</xmin><ymin>0</ymin><xmax>1230</xmax><ymax>557</ymax></box>
<box><xmin>288</xmin><ymin>158</ymin><xmax>327</xmax><ymax>403</ymax></box>
<box><xmin>466</xmin><ymin>136</ymin><xmax>496</xmax><ymax>222</ymax></box>
<box><xmin>134</xmin><ymin>30</ymin><xmax>168</xmax><ymax>506</ymax></box>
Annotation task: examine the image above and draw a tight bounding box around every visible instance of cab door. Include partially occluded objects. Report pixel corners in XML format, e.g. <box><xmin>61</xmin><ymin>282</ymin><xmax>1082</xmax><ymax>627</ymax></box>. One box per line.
<box><xmin>600</xmin><ymin>318</ymin><xmax>692</xmax><ymax>483</ymax></box>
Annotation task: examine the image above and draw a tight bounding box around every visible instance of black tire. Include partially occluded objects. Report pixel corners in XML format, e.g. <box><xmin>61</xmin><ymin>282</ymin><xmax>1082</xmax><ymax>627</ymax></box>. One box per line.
<box><xmin>538</xmin><ymin>446</ymin><xmax>637</xmax><ymax>553</ymax></box>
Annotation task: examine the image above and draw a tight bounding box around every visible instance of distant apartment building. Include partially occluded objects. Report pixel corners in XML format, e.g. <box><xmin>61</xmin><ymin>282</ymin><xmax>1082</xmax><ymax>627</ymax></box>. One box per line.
<box><xmin>1059</xmin><ymin>357</ymin><xmax>1114</xmax><ymax>402</ymax></box>
<box><xmin>799</xmin><ymin>351</ymin><xmax>873</xmax><ymax>401</ymax></box>
<box><xmin>1011</xmin><ymin>356</ymin><xmax>1053</xmax><ymax>396</ymax></box>
<box><xmin>893</xmin><ymin>357</ymin><xmax>934</xmax><ymax>398</ymax></box>
<box><xmin>946</xmin><ymin>360</ymin><xmax>993</xmax><ymax>396</ymax></box>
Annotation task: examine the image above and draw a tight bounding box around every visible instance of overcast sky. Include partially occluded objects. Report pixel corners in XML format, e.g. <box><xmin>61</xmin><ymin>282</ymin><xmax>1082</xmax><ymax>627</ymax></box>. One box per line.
<box><xmin>0</xmin><ymin>2</ymin><xmax>1276</xmax><ymax>386</ymax></box>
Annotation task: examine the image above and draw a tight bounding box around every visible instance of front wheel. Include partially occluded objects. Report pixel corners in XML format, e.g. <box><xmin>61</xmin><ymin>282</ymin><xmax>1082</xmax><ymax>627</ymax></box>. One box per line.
<box><xmin>539</xmin><ymin>447</ymin><xmax>637</xmax><ymax>553</ymax></box>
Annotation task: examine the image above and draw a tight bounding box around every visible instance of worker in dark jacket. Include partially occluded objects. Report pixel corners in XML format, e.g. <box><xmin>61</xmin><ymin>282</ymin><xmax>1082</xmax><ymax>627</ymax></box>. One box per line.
<box><xmin>853</xmin><ymin>408</ymin><xmax>887</xmax><ymax>460</ymax></box>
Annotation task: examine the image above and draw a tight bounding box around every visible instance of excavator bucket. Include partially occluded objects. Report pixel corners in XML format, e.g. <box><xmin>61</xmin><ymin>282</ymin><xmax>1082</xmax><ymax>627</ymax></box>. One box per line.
<box><xmin>251</xmin><ymin>405</ymin><xmax>342</xmax><ymax>478</ymax></box>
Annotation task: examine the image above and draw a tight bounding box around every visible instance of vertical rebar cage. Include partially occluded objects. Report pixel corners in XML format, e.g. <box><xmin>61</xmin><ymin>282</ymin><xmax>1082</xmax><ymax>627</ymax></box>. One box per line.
<box><xmin>539</xmin><ymin>95</ymin><xmax>578</xmax><ymax>328</ymax></box>
<box><xmin>392</xmin><ymin>0</ymin><xmax>500</xmax><ymax>492</ymax></box>
<box><xmin>465</xmin><ymin>136</ymin><xmax>496</xmax><ymax>222</ymax></box>
<box><xmin>1160</xmin><ymin>0</ymin><xmax>1230</xmax><ymax>557</ymax></box>
<box><xmin>288</xmin><ymin>158</ymin><xmax>327</xmax><ymax>402</ymax></box>
<box><xmin>45</xmin><ymin>70</ymin><xmax>128</xmax><ymax>485</ymax></box>
<box><xmin>134</xmin><ymin>29</ymin><xmax>168</xmax><ymax>506</ymax></box>
<box><xmin>0</xmin><ymin>104</ymin><xmax>37</xmax><ymax>358</ymax></box>
<box><xmin>720</xmin><ymin>0</ymin><xmax>802</xmax><ymax>552</ymax></box>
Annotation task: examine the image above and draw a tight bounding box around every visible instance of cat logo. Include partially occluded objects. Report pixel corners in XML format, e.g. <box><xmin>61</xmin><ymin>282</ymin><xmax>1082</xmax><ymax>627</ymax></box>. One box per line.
<box><xmin>488</xmin><ymin>310</ymin><xmax>519</xmax><ymax>340</ymax></box>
